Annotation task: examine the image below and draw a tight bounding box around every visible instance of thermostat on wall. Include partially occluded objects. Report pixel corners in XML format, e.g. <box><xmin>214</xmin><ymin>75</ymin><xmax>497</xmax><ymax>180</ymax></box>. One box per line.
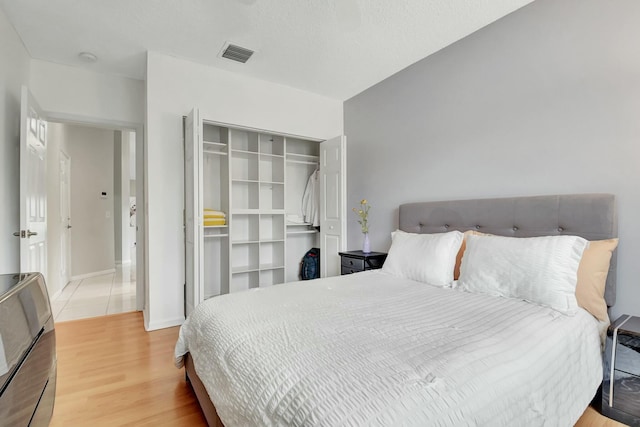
<box><xmin>101</xmin><ymin>191</ymin><xmax>107</xmax><ymax>199</ymax></box>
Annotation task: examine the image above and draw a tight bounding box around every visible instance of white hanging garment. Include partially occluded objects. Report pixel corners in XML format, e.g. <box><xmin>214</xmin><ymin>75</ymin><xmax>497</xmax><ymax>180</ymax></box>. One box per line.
<box><xmin>302</xmin><ymin>168</ymin><xmax>319</xmax><ymax>227</ymax></box>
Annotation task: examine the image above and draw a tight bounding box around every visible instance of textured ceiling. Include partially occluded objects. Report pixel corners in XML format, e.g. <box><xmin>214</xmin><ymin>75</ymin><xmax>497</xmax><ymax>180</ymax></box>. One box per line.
<box><xmin>0</xmin><ymin>0</ymin><xmax>534</xmax><ymax>100</ymax></box>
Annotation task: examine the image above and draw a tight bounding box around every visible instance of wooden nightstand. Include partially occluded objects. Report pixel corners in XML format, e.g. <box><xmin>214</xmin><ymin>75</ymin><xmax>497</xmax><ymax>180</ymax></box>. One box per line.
<box><xmin>338</xmin><ymin>251</ymin><xmax>387</xmax><ymax>275</ymax></box>
<box><xmin>603</xmin><ymin>315</ymin><xmax>640</xmax><ymax>425</ymax></box>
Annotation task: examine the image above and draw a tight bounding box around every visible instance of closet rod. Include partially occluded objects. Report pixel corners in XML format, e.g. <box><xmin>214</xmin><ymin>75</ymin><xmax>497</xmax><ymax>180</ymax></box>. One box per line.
<box><xmin>287</xmin><ymin>159</ymin><xmax>318</xmax><ymax>166</ymax></box>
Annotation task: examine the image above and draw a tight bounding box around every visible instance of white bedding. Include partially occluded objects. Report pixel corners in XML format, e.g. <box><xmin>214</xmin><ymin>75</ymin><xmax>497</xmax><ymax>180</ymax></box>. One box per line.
<box><xmin>175</xmin><ymin>271</ymin><xmax>603</xmax><ymax>426</ymax></box>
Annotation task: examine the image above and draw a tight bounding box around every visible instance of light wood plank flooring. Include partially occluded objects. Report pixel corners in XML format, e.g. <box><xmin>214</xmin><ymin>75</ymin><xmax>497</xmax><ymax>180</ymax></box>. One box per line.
<box><xmin>52</xmin><ymin>312</ymin><xmax>626</xmax><ymax>426</ymax></box>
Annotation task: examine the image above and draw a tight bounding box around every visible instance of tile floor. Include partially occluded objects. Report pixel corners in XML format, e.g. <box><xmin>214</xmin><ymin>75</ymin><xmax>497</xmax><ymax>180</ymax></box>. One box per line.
<box><xmin>51</xmin><ymin>264</ymin><xmax>137</xmax><ymax>322</ymax></box>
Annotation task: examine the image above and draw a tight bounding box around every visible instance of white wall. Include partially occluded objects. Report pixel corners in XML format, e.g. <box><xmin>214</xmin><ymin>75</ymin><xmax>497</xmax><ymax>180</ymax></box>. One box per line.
<box><xmin>46</xmin><ymin>122</ymin><xmax>71</xmax><ymax>297</ymax></box>
<box><xmin>145</xmin><ymin>52</ymin><xmax>343</xmax><ymax>330</ymax></box>
<box><xmin>344</xmin><ymin>0</ymin><xmax>640</xmax><ymax>319</ymax></box>
<box><xmin>0</xmin><ymin>8</ymin><xmax>30</xmax><ymax>274</ymax></box>
<box><xmin>67</xmin><ymin>125</ymin><xmax>116</xmax><ymax>277</ymax></box>
<box><xmin>30</xmin><ymin>60</ymin><xmax>144</xmax><ymax>125</ymax></box>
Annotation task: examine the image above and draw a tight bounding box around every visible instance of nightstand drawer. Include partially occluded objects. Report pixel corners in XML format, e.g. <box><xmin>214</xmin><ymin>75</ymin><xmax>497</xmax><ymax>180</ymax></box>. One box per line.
<box><xmin>341</xmin><ymin>257</ymin><xmax>365</xmax><ymax>270</ymax></box>
<box><xmin>341</xmin><ymin>266</ymin><xmax>361</xmax><ymax>275</ymax></box>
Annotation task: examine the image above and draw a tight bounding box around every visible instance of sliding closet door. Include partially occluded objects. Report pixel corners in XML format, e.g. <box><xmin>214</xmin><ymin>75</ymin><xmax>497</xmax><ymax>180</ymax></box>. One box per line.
<box><xmin>319</xmin><ymin>135</ymin><xmax>346</xmax><ymax>278</ymax></box>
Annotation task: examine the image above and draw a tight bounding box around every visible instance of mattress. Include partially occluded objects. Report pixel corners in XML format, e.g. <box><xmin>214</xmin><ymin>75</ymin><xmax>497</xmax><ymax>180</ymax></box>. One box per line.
<box><xmin>175</xmin><ymin>271</ymin><xmax>603</xmax><ymax>426</ymax></box>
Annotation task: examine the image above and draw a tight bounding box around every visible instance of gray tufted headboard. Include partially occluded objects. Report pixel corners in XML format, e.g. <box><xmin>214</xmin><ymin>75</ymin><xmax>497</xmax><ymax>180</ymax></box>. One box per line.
<box><xmin>398</xmin><ymin>194</ymin><xmax>618</xmax><ymax>306</ymax></box>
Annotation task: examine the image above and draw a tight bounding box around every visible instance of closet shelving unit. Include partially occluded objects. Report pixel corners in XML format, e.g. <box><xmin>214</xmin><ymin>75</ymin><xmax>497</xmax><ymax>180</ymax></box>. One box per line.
<box><xmin>185</xmin><ymin>108</ymin><xmax>346</xmax><ymax>316</ymax></box>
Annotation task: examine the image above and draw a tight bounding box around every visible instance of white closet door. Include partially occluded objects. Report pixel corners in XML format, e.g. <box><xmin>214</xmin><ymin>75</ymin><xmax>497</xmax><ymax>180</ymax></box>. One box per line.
<box><xmin>185</xmin><ymin>108</ymin><xmax>202</xmax><ymax>316</ymax></box>
<box><xmin>319</xmin><ymin>135</ymin><xmax>346</xmax><ymax>277</ymax></box>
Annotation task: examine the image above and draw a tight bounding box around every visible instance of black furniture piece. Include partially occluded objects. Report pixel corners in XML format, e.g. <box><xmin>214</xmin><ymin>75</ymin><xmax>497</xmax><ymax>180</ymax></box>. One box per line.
<box><xmin>603</xmin><ymin>315</ymin><xmax>640</xmax><ymax>426</ymax></box>
<box><xmin>0</xmin><ymin>273</ymin><xmax>56</xmax><ymax>427</ymax></box>
<box><xmin>339</xmin><ymin>250</ymin><xmax>387</xmax><ymax>275</ymax></box>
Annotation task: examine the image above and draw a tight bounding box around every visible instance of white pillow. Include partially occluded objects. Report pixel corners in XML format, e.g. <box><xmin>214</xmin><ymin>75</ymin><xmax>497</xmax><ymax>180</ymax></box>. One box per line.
<box><xmin>457</xmin><ymin>234</ymin><xmax>589</xmax><ymax>314</ymax></box>
<box><xmin>382</xmin><ymin>230</ymin><xmax>464</xmax><ymax>287</ymax></box>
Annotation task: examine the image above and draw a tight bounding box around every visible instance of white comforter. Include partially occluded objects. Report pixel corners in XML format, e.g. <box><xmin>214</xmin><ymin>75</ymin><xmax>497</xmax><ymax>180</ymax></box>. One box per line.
<box><xmin>175</xmin><ymin>271</ymin><xmax>603</xmax><ymax>426</ymax></box>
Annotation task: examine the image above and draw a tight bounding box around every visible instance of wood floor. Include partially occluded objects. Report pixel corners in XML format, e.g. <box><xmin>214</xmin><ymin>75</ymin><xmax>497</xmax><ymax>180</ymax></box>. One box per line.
<box><xmin>51</xmin><ymin>312</ymin><xmax>626</xmax><ymax>426</ymax></box>
<box><xmin>51</xmin><ymin>312</ymin><xmax>206</xmax><ymax>426</ymax></box>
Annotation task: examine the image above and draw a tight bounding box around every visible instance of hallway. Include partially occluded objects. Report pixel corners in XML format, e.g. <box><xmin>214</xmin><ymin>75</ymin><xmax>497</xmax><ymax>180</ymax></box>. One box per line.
<box><xmin>51</xmin><ymin>264</ymin><xmax>137</xmax><ymax>322</ymax></box>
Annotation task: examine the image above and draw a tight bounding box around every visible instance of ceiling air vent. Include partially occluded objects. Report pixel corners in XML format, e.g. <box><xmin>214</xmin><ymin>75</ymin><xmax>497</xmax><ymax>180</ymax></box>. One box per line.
<box><xmin>221</xmin><ymin>43</ymin><xmax>254</xmax><ymax>63</ymax></box>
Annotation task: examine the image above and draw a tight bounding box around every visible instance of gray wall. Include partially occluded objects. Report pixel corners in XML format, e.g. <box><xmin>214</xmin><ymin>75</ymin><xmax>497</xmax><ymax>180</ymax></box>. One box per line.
<box><xmin>67</xmin><ymin>125</ymin><xmax>116</xmax><ymax>277</ymax></box>
<box><xmin>0</xmin><ymin>7</ymin><xmax>30</xmax><ymax>274</ymax></box>
<box><xmin>344</xmin><ymin>0</ymin><xmax>640</xmax><ymax>319</ymax></box>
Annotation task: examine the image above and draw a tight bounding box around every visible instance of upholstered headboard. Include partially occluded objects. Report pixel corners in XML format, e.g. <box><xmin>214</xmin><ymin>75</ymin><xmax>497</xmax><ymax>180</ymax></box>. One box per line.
<box><xmin>398</xmin><ymin>194</ymin><xmax>618</xmax><ymax>306</ymax></box>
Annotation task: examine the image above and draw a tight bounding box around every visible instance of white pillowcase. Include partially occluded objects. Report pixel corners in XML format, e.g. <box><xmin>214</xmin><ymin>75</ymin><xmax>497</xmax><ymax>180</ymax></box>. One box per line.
<box><xmin>382</xmin><ymin>230</ymin><xmax>464</xmax><ymax>287</ymax></box>
<box><xmin>457</xmin><ymin>234</ymin><xmax>589</xmax><ymax>315</ymax></box>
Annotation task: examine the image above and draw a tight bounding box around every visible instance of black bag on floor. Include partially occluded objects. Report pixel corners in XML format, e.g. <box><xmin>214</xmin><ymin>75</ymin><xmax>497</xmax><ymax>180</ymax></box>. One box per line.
<box><xmin>300</xmin><ymin>248</ymin><xmax>320</xmax><ymax>280</ymax></box>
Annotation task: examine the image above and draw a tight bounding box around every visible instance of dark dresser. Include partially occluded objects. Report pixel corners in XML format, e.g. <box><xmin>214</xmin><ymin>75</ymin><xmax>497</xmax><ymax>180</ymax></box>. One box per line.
<box><xmin>0</xmin><ymin>273</ymin><xmax>56</xmax><ymax>427</ymax></box>
<box><xmin>603</xmin><ymin>314</ymin><xmax>640</xmax><ymax>426</ymax></box>
<box><xmin>339</xmin><ymin>250</ymin><xmax>387</xmax><ymax>275</ymax></box>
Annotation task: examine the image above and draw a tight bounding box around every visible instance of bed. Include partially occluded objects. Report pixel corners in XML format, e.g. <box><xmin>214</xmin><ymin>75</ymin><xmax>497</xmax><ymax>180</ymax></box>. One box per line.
<box><xmin>175</xmin><ymin>193</ymin><xmax>618</xmax><ymax>426</ymax></box>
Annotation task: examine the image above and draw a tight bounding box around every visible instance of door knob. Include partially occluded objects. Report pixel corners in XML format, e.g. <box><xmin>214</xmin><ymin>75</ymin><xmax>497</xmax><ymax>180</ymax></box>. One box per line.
<box><xmin>26</xmin><ymin>230</ymin><xmax>38</xmax><ymax>237</ymax></box>
<box><xmin>67</xmin><ymin>225</ymin><xmax>72</xmax><ymax>229</ymax></box>
<box><xmin>13</xmin><ymin>231</ymin><xmax>21</xmax><ymax>237</ymax></box>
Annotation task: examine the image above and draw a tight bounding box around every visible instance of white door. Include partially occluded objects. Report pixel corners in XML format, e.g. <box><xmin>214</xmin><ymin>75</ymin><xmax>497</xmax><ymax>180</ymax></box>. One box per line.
<box><xmin>184</xmin><ymin>108</ymin><xmax>203</xmax><ymax>316</ymax></box>
<box><xmin>59</xmin><ymin>151</ymin><xmax>71</xmax><ymax>286</ymax></box>
<box><xmin>319</xmin><ymin>135</ymin><xmax>346</xmax><ymax>277</ymax></box>
<box><xmin>18</xmin><ymin>86</ymin><xmax>48</xmax><ymax>276</ymax></box>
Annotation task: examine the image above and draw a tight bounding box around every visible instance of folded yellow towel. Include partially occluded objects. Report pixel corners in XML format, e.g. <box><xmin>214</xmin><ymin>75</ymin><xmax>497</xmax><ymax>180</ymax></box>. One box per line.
<box><xmin>204</xmin><ymin>218</ymin><xmax>226</xmax><ymax>227</ymax></box>
<box><xmin>203</xmin><ymin>209</ymin><xmax>226</xmax><ymax>218</ymax></box>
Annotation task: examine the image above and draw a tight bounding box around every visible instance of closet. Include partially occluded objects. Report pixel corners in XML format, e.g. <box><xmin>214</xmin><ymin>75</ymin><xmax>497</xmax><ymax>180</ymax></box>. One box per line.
<box><xmin>184</xmin><ymin>108</ymin><xmax>346</xmax><ymax>316</ymax></box>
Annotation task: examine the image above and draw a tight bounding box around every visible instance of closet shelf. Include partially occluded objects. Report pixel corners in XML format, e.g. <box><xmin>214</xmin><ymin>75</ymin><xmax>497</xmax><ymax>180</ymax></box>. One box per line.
<box><xmin>259</xmin><ymin>264</ymin><xmax>285</xmax><ymax>271</ymax></box>
<box><xmin>231</xmin><ymin>148</ymin><xmax>259</xmax><ymax>155</ymax></box>
<box><xmin>287</xmin><ymin>159</ymin><xmax>318</xmax><ymax>166</ymax></box>
<box><xmin>231</xmin><ymin>209</ymin><xmax>284</xmax><ymax>215</ymax></box>
<box><xmin>286</xmin><ymin>230</ymin><xmax>317</xmax><ymax>235</ymax></box>
<box><xmin>259</xmin><ymin>152</ymin><xmax>285</xmax><ymax>159</ymax></box>
<box><xmin>259</xmin><ymin>239</ymin><xmax>285</xmax><ymax>243</ymax></box>
<box><xmin>287</xmin><ymin>153</ymin><xmax>319</xmax><ymax>160</ymax></box>
<box><xmin>231</xmin><ymin>240</ymin><xmax>260</xmax><ymax>245</ymax></box>
<box><xmin>232</xmin><ymin>179</ymin><xmax>260</xmax><ymax>183</ymax></box>
<box><xmin>204</xmin><ymin>150</ymin><xmax>228</xmax><ymax>156</ymax></box>
<box><xmin>203</xmin><ymin>141</ymin><xmax>226</xmax><ymax>147</ymax></box>
<box><xmin>204</xmin><ymin>234</ymin><xmax>229</xmax><ymax>238</ymax></box>
<box><xmin>232</xmin><ymin>266</ymin><xmax>260</xmax><ymax>274</ymax></box>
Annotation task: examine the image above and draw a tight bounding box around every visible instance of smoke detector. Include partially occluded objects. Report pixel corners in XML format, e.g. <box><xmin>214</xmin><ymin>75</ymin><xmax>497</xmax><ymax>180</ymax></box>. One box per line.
<box><xmin>220</xmin><ymin>42</ymin><xmax>254</xmax><ymax>63</ymax></box>
<box><xmin>78</xmin><ymin>52</ymin><xmax>98</xmax><ymax>63</ymax></box>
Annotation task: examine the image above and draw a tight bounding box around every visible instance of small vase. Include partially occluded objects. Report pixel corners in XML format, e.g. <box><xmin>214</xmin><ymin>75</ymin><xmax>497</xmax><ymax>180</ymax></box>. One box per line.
<box><xmin>362</xmin><ymin>233</ymin><xmax>371</xmax><ymax>254</ymax></box>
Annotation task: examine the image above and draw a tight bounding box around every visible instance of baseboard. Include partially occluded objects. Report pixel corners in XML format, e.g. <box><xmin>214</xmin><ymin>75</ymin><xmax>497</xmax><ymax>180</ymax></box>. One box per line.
<box><xmin>50</xmin><ymin>287</ymin><xmax>63</xmax><ymax>301</ymax></box>
<box><xmin>145</xmin><ymin>315</ymin><xmax>184</xmax><ymax>331</ymax></box>
<box><xmin>70</xmin><ymin>268</ymin><xmax>116</xmax><ymax>281</ymax></box>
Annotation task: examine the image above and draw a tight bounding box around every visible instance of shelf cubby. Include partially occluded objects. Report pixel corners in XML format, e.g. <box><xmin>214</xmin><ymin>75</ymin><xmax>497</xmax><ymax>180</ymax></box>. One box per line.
<box><xmin>231</xmin><ymin>242</ymin><xmax>259</xmax><ymax>273</ymax></box>
<box><xmin>260</xmin><ymin>182</ymin><xmax>285</xmax><ymax>211</ymax></box>
<box><xmin>232</xmin><ymin>181</ymin><xmax>259</xmax><ymax>210</ymax></box>
<box><xmin>259</xmin><ymin>134</ymin><xmax>285</xmax><ymax>156</ymax></box>
<box><xmin>260</xmin><ymin>214</ymin><xmax>285</xmax><ymax>241</ymax></box>
<box><xmin>231</xmin><ymin>151</ymin><xmax>259</xmax><ymax>181</ymax></box>
<box><xmin>230</xmin><ymin>271</ymin><xmax>259</xmax><ymax>293</ymax></box>
<box><xmin>260</xmin><ymin>155</ymin><xmax>284</xmax><ymax>183</ymax></box>
<box><xmin>259</xmin><ymin>268</ymin><xmax>285</xmax><ymax>288</ymax></box>
<box><xmin>230</xmin><ymin>128</ymin><xmax>258</xmax><ymax>152</ymax></box>
<box><xmin>231</xmin><ymin>214</ymin><xmax>259</xmax><ymax>242</ymax></box>
<box><xmin>260</xmin><ymin>241</ymin><xmax>285</xmax><ymax>270</ymax></box>
<box><xmin>203</xmin><ymin>236</ymin><xmax>229</xmax><ymax>298</ymax></box>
